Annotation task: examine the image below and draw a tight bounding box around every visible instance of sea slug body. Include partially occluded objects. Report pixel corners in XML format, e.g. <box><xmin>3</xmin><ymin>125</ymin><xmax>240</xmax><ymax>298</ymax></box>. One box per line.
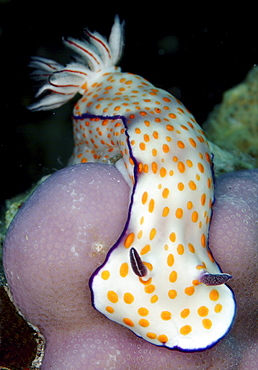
<box><xmin>28</xmin><ymin>16</ymin><xmax>236</xmax><ymax>351</ymax></box>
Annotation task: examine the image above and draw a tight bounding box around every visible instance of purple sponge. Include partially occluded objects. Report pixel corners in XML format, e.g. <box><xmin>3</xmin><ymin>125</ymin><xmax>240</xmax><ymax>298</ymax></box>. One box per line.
<box><xmin>3</xmin><ymin>166</ymin><xmax>258</xmax><ymax>369</ymax></box>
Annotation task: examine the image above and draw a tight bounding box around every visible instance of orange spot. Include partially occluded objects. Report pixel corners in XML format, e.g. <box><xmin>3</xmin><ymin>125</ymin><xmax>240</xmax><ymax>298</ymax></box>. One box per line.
<box><xmin>207</xmin><ymin>250</ymin><xmax>215</xmax><ymax>263</ymax></box>
<box><xmin>177</xmin><ymin>140</ymin><xmax>185</xmax><ymax>149</ymax></box>
<box><xmin>147</xmin><ymin>332</ymin><xmax>157</xmax><ymax>339</ymax></box>
<box><xmin>196</xmin><ymin>264</ymin><xmax>206</xmax><ymax>270</ymax></box>
<box><xmin>185</xmin><ymin>286</ymin><xmax>195</xmax><ymax>296</ymax></box>
<box><xmin>160</xmin><ymin>167</ymin><xmax>167</xmax><ymax>177</ymax></box>
<box><xmin>149</xmin><ymin>228</ymin><xmax>156</xmax><ymax>240</ymax></box>
<box><xmin>163</xmin><ymin>97</ymin><xmax>171</xmax><ymax>102</ymax></box>
<box><xmin>144</xmin><ymin>134</ymin><xmax>150</xmax><ymax>142</ymax></box>
<box><xmin>202</xmin><ymin>319</ymin><xmax>212</xmax><ymax>329</ymax></box>
<box><xmin>189</xmin><ymin>180</ymin><xmax>197</xmax><ymax>190</ymax></box>
<box><xmin>157</xmin><ymin>334</ymin><xmax>168</xmax><ymax>343</ymax></box>
<box><xmin>169</xmin><ymin>113</ymin><xmax>177</xmax><ymax>119</ymax></box>
<box><xmin>140</xmin><ymin>111</ymin><xmax>147</xmax><ymax>116</ymax></box>
<box><xmin>142</xmin><ymin>191</ymin><xmax>148</xmax><ymax>204</ymax></box>
<box><xmin>175</xmin><ymin>208</ymin><xmax>183</xmax><ymax>219</ymax></box>
<box><xmin>139</xmin><ymin>277</ymin><xmax>152</xmax><ymax>285</ymax></box>
<box><xmin>198</xmin><ymin>306</ymin><xmax>209</xmax><ymax>317</ymax></box>
<box><xmin>140</xmin><ymin>244</ymin><xmax>151</xmax><ymax>255</ymax></box>
<box><xmin>138</xmin><ymin>307</ymin><xmax>149</xmax><ymax>316</ymax></box>
<box><xmin>138</xmin><ymin>162</ymin><xmax>143</xmax><ymax>173</ymax></box>
<box><xmin>198</xmin><ymin>162</ymin><xmax>205</xmax><ymax>173</ymax></box>
<box><xmin>162</xmin><ymin>188</ymin><xmax>170</xmax><ymax>198</ymax></box>
<box><xmin>124</xmin><ymin>292</ymin><xmax>134</xmax><ymax>304</ymax></box>
<box><xmin>166</xmin><ymin>124</ymin><xmax>174</xmax><ymax>131</ymax></box>
<box><xmin>101</xmin><ymin>270</ymin><xmax>110</xmax><ymax>280</ymax></box>
<box><xmin>162</xmin><ymin>144</ymin><xmax>170</xmax><ymax>153</ymax></box>
<box><xmin>169</xmin><ymin>232</ymin><xmax>176</xmax><ymax>243</ymax></box>
<box><xmin>139</xmin><ymin>142</ymin><xmax>146</xmax><ymax>150</ymax></box>
<box><xmin>205</xmin><ymin>152</ymin><xmax>211</xmax><ymax>164</ymax></box>
<box><xmin>161</xmin><ymin>311</ymin><xmax>172</xmax><ymax>320</ymax></box>
<box><xmin>168</xmin><ymin>289</ymin><xmax>177</xmax><ymax>299</ymax></box>
<box><xmin>187</xmin><ymin>201</ymin><xmax>193</xmax><ymax>210</ymax></box>
<box><xmin>178</xmin><ymin>182</ymin><xmax>184</xmax><ymax>191</ymax></box>
<box><xmin>209</xmin><ymin>289</ymin><xmax>219</xmax><ymax>301</ymax></box>
<box><xmin>137</xmin><ymin>230</ymin><xmax>143</xmax><ymax>239</ymax></box>
<box><xmin>153</xmin><ymin>131</ymin><xmax>159</xmax><ymax>139</ymax></box>
<box><xmin>152</xmin><ymin>148</ymin><xmax>157</xmax><ymax>157</ymax></box>
<box><xmin>124</xmin><ymin>233</ymin><xmax>135</xmax><ymax>248</ymax></box>
<box><xmin>129</xmin><ymin>157</ymin><xmax>135</xmax><ymax>166</ymax></box>
<box><xmin>191</xmin><ymin>211</ymin><xmax>199</xmax><ymax>223</ymax></box>
<box><xmin>177</xmin><ymin>244</ymin><xmax>184</xmax><ymax>255</ymax></box>
<box><xmin>106</xmin><ymin>306</ymin><xmax>114</xmax><ymax>314</ymax></box>
<box><xmin>214</xmin><ymin>304</ymin><xmax>223</xmax><ymax>313</ymax></box>
<box><xmin>143</xmin><ymin>164</ymin><xmax>149</xmax><ymax>173</ymax></box>
<box><xmin>162</xmin><ymin>206</ymin><xmax>170</xmax><ymax>217</ymax></box>
<box><xmin>123</xmin><ymin>318</ymin><xmax>134</xmax><ymax>327</ymax></box>
<box><xmin>148</xmin><ymin>199</ymin><xmax>155</xmax><ymax>213</ymax></box>
<box><xmin>120</xmin><ymin>262</ymin><xmax>129</xmax><ymax>277</ymax></box>
<box><xmin>186</xmin><ymin>159</ymin><xmax>193</xmax><ymax>167</ymax></box>
<box><xmin>192</xmin><ymin>279</ymin><xmax>201</xmax><ymax>286</ymax></box>
<box><xmin>167</xmin><ymin>253</ymin><xmax>174</xmax><ymax>267</ymax></box>
<box><xmin>151</xmin><ymin>161</ymin><xmax>158</xmax><ymax>174</ymax></box>
<box><xmin>201</xmin><ymin>233</ymin><xmax>206</xmax><ymax>247</ymax></box>
<box><xmin>180</xmin><ymin>308</ymin><xmax>190</xmax><ymax>318</ymax></box>
<box><xmin>144</xmin><ymin>284</ymin><xmax>155</xmax><ymax>294</ymax></box>
<box><xmin>201</xmin><ymin>193</ymin><xmax>206</xmax><ymax>206</ymax></box>
<box><xmin>188</xmin><ymin>243</ymin><xmax>195</xmax><ymax>253</ymax></box>
<box><xmin>177</xmin><ymin>161</ymin><xmax>185</xmax><ymax>173</ymax></box>
<box><xmin>107</xmin><ymin>290</ymin><xmax>118</xmax><ymax>303</ymax></box>
<box><xmin>189</xmin><ymin>138</ymin><xmax>197</xmax><ymax>147</ymax></box>
<box><xmin>150</xmin><ymin>295</ymin><xmax>158</xmax><ymax>303</ymax></box>
<box><xmin>139</xmin><ymin>319</ymin><xmax>150</xmax><ymax>327</ymax></box>
<box><xmin>180</xmin><ymin>325</ymin><xmax>192</xmax><ymax>335</ymax></box>
<box><xmin>169</xmin><ymin>271</ymin><xmax>177</xmax><ymax>283</ymax></box>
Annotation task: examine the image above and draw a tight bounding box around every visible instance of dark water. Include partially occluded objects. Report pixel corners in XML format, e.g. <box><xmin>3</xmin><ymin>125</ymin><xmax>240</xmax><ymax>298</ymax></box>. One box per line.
<box><xmin>0</xmin><ymin>1</ymin><xmax>257</xmax><ymax>204</ymax></box>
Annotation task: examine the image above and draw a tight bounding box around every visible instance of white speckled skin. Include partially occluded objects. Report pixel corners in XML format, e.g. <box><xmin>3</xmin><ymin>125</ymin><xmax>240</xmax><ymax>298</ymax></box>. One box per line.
<box><xmin>27</xmin><ymin>17</ymin><xmax>236</xmax><ymax>351</ymax></box>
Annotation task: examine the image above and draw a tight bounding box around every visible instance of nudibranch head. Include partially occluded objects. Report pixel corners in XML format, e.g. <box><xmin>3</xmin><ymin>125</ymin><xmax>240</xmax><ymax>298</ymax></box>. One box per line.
<box><xmin>28</xmin><ymin>17</ymin><xmax>236</xmax><ymax>351</ymax></box>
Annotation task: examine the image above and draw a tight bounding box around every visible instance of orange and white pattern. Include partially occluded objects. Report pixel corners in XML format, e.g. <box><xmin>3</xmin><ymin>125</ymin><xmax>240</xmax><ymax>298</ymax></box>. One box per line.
<box><xmin>29</xmin><ymin>16</ymin><xmax>236</xmax><ymax>351</ymax></box>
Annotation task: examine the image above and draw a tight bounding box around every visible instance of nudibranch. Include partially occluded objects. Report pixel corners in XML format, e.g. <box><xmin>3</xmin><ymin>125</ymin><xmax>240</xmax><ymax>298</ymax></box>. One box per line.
<box><xmin>28</xmin><ymin>17</ymin><xmax>236</xmax><ymax>351</ymax></box>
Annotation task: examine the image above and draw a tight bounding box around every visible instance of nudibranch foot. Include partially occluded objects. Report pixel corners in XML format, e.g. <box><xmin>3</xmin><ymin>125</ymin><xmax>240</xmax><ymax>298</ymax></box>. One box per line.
<box><xmin>28</xmin><ymin>16</ymin><xmax>236</xmax><ymax>352</ymax></box>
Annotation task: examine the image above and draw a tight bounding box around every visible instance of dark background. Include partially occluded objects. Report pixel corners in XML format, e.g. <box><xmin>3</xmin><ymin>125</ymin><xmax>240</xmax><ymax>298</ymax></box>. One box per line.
<box><xmin>0</xmin><ymin>1</ymin><xmax>257</xmax><ymax>206</ymax></box>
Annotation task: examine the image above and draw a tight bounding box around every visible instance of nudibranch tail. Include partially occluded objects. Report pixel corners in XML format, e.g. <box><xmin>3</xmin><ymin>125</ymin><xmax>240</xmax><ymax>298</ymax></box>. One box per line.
<box><xmin>29</xmin><ymin>17</ymin><xmax>236</xmax><ymax>352</ymax></box>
